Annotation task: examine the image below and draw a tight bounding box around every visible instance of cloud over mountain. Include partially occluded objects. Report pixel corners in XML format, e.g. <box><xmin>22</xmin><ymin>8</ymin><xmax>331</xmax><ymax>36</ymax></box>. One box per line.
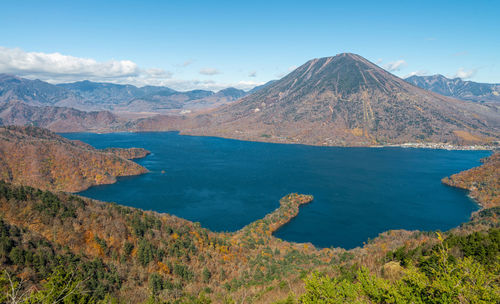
<box><xmin>0</xmin><ymin>46</ymin><xmax>171</xmax><ymax>84</ymax></box>
<box><xmin>0</xmin><ymin>46</ymin><xmax>263</xmax><ymax>91</ymax></box>
<box><xmin>384</xmin><ymin>59</ymin><xmax>407</xmax><ymax>71</ymax></box>
<box><xmin>454</xmin><ymin>67</ymin><xmax>476</xmax><ymax>79</ymax></box>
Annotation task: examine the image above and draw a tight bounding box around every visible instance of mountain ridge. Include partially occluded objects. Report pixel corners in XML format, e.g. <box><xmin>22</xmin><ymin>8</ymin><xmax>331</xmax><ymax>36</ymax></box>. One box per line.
<box><xmin>0</xmin><ymin>100</ymin><xmax>122</xmax><ymax>132</ymax></box>
<box><xmin>180</xmin><ymin>53</ymin><xmax>499</xmax><ymax>146</ymax></box>
<box><xmin>0</xmin><ymin>74</ymin><xmax>250</xmax><ymax>114</ymax></box>
<box><xmin>405</xmin><ymin>74</ymin><xmax>500</xmax><ymax>103</ymax></box>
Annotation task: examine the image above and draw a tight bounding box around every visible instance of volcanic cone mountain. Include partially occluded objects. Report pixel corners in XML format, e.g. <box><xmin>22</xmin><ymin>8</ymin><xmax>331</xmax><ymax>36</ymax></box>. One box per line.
<box><xmin>186</xmin><ymin>53</ymin><xmax>499</xmax><ymax>146</ymax></box>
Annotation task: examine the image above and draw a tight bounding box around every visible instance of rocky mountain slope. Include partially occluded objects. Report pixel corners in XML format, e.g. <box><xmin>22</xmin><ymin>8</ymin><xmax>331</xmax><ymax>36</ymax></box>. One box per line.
<box><xmin>0</xmin><ymin>126</ymin><xmax>149</xmax><ymax>192</ymax></box>
<box><xmin>184</xmin><ymin>53</ymin><xmax>500</xmax><ymax>146</ymax></box>
<box><xmin>406</xmin><ymin>74</ymin><xmax>500</xmax><ymax>103</ymax></box>
<box><xmin>0</xmin><ymin>74</ymin><xmax>81</xmax><ymax>106</ymax></box>
<box><xmin>118</xmin><ymin>87</ymin><xmax>246</xmax><ymax>114</ymax></box>
<box><xmin>0</xmin><ymin>100</ymin><xmax>122</xmax><ymax>132</ymax></box>
<box><xmin>57</xmin><ymin>80</ymin><xmax>175</xmax><ymax>106</ymax></box>
<box><xmin>0</xmin><ymin>74</ymin><xmax>248</xmax><ymax>115</ymax></box>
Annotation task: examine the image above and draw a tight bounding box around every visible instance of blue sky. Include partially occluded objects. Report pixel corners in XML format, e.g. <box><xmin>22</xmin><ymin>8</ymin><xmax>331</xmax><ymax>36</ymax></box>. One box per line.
<box><xmin>0</xmin><ymin>0</ymin><xmax>498</xmax><ymax>90</ymax></box>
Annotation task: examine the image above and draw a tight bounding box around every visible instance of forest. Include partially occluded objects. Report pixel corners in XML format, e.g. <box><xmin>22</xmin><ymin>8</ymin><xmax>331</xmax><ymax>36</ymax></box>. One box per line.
<box><xmin>0</xmin><ymin>129</ymin><xmax>498</xmax><ymax>303</ymax></box>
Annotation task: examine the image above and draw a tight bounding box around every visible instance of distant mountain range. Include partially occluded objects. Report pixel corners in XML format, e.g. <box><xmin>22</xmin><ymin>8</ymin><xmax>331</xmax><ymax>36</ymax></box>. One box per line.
<box><xmin>0</xmin><ymin>74</ymin><xmax>248</xmax><ymax>114</ymax></box>
<box><xmin>1</xmin><ymin>54</ymin><xmax>499</xmax><ymax>146</ymax></box>
<box><xmin>182</xmin><ymin>53</ymin><xmax>499</xmax><ymax>146</ymax></box>
<box><xmin>0</xmin><ymin>73</ymin><xmax>81</xmax><ymax>106</ymax></box>
<box><xmin>405</xmin><ymin>74</ymin><xmax>500</xmax><ymax>103</ymax></box>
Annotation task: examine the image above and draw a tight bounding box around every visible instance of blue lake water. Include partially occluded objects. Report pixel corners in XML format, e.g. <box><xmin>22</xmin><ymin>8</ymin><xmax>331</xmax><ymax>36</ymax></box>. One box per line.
<box><xmin>62</xmin><ymin>132</ymin><xmax>489</xmax><ymax>249</ymax></box>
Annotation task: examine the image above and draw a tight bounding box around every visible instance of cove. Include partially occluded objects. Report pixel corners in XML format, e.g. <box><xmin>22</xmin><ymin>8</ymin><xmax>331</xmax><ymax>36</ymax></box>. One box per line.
<box><xmin>62</xmin><ymin>132</ymin><xmax>489</xmax><ymax>249</ymax></box>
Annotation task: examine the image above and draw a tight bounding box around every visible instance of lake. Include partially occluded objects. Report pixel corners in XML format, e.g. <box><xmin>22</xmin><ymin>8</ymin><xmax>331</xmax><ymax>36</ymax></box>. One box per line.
<box><xmin>62</xmin><ymin>132</ymin><xmax>489</xmax><ymax>249</ymax></box>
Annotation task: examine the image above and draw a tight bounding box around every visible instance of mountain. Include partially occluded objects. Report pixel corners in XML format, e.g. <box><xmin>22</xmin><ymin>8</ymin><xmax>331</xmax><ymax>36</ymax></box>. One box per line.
<box><xmin>217</xmin><ymin>87</ymin><xmax>247</xmax><ymax>99</ymax></box>
<box><xmin>442</xmin><ymin>152</ymin><xmax>500</xmax><ymax>208</ymax></box>
<box><xmin>0</xmin><ymin>126</ymin><xmax>148</xmax><ymax>192</ymax></box>
<box><xmin>0</xmin><ymin>73</ymin><xmax>81</xmax><ymax>106</ymax></box>
<box><xmin>0</xmin><ymin>75</ymin><xmax>245</xmax><ymax>115</ymax></box>
<box><xmin>0</xmin><ymin>100</ymin><xmax>122</xmax><ymax>132</ymax></box>
<box><xmin>120</xmin><ymin>88</ymin><xmax>246</xmax><ymax>114</ymax></box>
<box><xmin>405</xmin><ymin>74</ymin><xmax>500</xmax><ymax>103</ymax></box>
<box><xmin>56</xmin><ymin>80</ymin><xmax>176</xmax><ymax>110</ymax></box>
<box><xmin>58</xmin><ymin>81</ymin><xmax>247</xmax><ymax>113</ymax></box>
<box><xmin>183</xmin><ymin>53</ymin><xmax>500</xmax><ymax>146</ymax></box>
<box><xmin>179</xmin><ymin>87</ymin><xmax>247</xmax><ymax>112</ymax></box>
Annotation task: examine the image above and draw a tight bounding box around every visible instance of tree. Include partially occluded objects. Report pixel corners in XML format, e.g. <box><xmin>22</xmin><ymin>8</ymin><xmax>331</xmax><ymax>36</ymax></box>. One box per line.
<box><xmin>27</xmin><ymin>266</ymin><xmax>90</xmax><ymax>304</ymax></box>
<box><xmin>202</xmin><ymin>268</ymin><xmax>211</xmax><ymax>283</ymax></box>
<box><xmin>149</xmin><ymin>273</ymin><xmax>164</xmax><ymax>295</ymax></box>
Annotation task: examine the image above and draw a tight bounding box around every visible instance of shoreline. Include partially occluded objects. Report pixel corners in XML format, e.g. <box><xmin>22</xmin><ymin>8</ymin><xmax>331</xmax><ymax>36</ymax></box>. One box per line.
<box><xmin>373</xmin><ymin>142</ymin><xmax>498</xmax><ymax>151</ymax></box>
<box><xmin>64</xmin><ymin>129</ymin><xmax>495</xmax><ymax>251</ymax></box>
<box><xmin>59</xmin><ymin>129</ymin><xmax>499</xmax><ymax>151</ymax></box>
<box><xmin>70</xmin><ymin>133</ymin><xmax>493</xmax><ymax>249</ymax></box>
<box><xmin>235</xmin><ymin>193</ymin><xmax>314</xmax><ymax>237</ymax></box>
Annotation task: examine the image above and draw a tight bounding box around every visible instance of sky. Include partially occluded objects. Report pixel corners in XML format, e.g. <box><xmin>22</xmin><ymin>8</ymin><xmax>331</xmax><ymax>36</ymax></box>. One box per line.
<box><xmin>0</xmin><ymin>0</ymin><xmax>499</xmax><ymax>91</ymax></box>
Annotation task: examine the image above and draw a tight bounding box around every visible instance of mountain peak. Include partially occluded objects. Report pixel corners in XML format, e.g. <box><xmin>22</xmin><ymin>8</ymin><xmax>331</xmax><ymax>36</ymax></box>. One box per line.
<box><xmin>264</xmin><ymin>52</ymin><xmax>400</xmax><ymax>98</ymax></box>
<box><xmin>405</xmin><ymin>74</ymin><xmax>500</xmax><ymax>103</ymax></box>
<box><xmin>304</xmin><ymin>53</ymin><xmax>371</xmax><ymax>68</ymax></box>
<box><xmin>187</xmin><ymin>54</ymin><xmax>499</xmax><ymax>146</ymax></box>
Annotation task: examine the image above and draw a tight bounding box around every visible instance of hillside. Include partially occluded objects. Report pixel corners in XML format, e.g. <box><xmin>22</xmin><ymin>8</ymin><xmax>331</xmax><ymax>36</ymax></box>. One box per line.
<box><xmin>406</xmin><ymin>74</ymin><xmax>500</xmax><ymax>103</ymax></box>
<box><xmin>0</xmin><ymin>74</ymin><xmax>81</xmax><ymax>106</ymax></box>
<box><xmin>57</xmin><ymin>80</ymin><xmax>175</xmax><ymax>107</ymax></box>
<box><xmin>0</xmin><ymin>126</ymin><xmax>149</xmax><ymax>192</ymax></box>
<box><xmin>442</xmin><ymin>152</ymin><xmax>500</xmax><ymax>208</ymax></box>
<box><xmin>119</xmin><ymin>88</ymin><xmax>246</xmax><ymax>114</ymax></box>
<box><xmin>183</xmin><ymin>53</ymin><xmax>500</xmax><ymax>146</ymax></box>
<box><xmin>0</xmin><ymin>180</ymin><xmax>343</xmax><ymax>303</ymax></box>
<box><xmin>0</xmin><ymin>100</ymin><xmax>123</xmax><ymax>132</ymax></box>
<box><xmin>0</xmin><ymin>149</ymin><xmax>498</xmax><ymax>303</ymax></box>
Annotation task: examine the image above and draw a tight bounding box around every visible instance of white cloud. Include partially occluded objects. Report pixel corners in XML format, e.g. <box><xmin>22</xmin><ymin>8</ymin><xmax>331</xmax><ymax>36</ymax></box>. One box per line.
<box><xmin>159</xmin><ymin>79</ymin><xmax>264</xmax><ymax>92</ymax></box>
<box><xmin>453</xmin><ymin>67</ymin><xmax>476</xmax><ymax>79</ymax></box>
<box><xmin>384</xmin><ymin>60</ymin><xmax>407</xmax><ymax>72</ymax></box>
<box><xmin>0</xmin><ymin>46</ymin><xmax>173</xmax><ymax>84</ymax></box>
<box><xmin>145</xmin><ymin>68</ymin><xmax>170</xmax><ymax>78</ymax></box>
<box><xmin>199</xmin><ymin>68</ymin><xmax>220</xmax><ymax>75</ymax></box>
<box><xmin>405</xmin><ymin>70</ymin><xmax>428</xmax><ymax>78</ymax></box>
<box><xmin>248</xmin><ymin>71</ymin><xmax>257</xmax><ymax>77</ymax></box>
<box><xmin>376</xmin><ymin>58</ymin><xmax>383</xmax><ymax>64</ymax></box>
<box><xmin>0</xmin><ymin>46</ymin><xmax>140</xmax><ymax>78</ymax></box>
<box><xmin>0</xmin><ymin>46</ymin><xmax>265</xmax><ymax>92</ymax></box>
<box><xmin>236</xmin><ymin>80</ymin><xmax>265</xmax><ymax>88</ymax></box>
